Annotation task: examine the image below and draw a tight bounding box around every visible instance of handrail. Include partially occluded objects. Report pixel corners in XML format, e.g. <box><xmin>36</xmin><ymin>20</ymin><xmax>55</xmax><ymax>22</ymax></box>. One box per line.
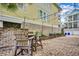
<box><xmin>0</xmin><ymin>45</ymin><xmax>14</xmax><ymax>49</ymax></box>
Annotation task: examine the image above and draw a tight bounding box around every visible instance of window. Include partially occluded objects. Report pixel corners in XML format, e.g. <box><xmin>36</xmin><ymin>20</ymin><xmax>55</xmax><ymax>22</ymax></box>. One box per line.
<box><xmin>40</xmin><ymin>10</ymin><xmax>43</xmax><ymax>19</ymax></box>
<box><xmin>74</xmin><ymin>14</ymin><xmax>77</xmax><ymax>20</ymax></box>
<box><xmin>69</xmin><ymin>23</ymin><xmax>72</xmax><ymax>28</ymax></box>
<box><xmin>17</xmin><ymin>3</ymin><xmax>25</xmax><ymax>10</ymax></box>
<box><xmin>44</xmin><ymin>12</ymin><xmax>46</xmax><ymax>20</ymax></box>
<box><xmin>76</xmin><ymin>14</ymin><xmax>79</xmax><ymax>20</ymax></box>
<box><xmin>39</xmin><ymin>10</ymin><xmax>48</xmax><ymax>21</ymax></box>
<box><xmin>46</xmin><ymin>14</ymin><xmax>48</xmax><ymax>19</ymax></box>
<box><xmin>18</xmin><ymin>3</ymin><xmax>23</xmax><ymax>8</ymax></box>
<box><xmin>73</xmin><ymin>14</ymin><xmax>77</xmax><ymax>20</ymax></box>
<box><xmin>73</xmin><ymin>22</ymin><xmax>77</xmax><ymax>28</ymax></box>
<box><xmin>58</xmin><ymin>25</ymin><xmax>60</xmax><ymax>27</ymax></box>
<box><xmin>69</xmin><ymin>16</ymin><xmax>72</xmax><ymax>21</ymax></box>
<box><xmin>64</xmin><ymin>23</ymin><xmax>68</xmax><ymax>29</ymax></box>
<box><xmin>44</xmin><ymin>12</ymin><xmax>48</xmax><ymax>21</ymax></box>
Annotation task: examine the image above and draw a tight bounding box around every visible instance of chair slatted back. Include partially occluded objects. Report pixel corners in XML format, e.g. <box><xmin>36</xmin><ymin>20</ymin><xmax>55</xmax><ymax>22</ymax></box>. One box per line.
<box><xmin>14</xmin><ymin>29</ymin><xmax>29</xmax><ymax>46</ymax></box>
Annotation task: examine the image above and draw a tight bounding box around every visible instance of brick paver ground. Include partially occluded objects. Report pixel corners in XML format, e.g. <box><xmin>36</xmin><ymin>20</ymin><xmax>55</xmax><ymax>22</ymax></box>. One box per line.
<box><xmin>34</xmin><ymin>36</ymin><xmax>79</xmax><ymax>56</ymax></box>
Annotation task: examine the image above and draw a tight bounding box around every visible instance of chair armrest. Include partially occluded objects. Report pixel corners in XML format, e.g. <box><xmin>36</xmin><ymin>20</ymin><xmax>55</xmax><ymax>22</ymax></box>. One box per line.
<box><xmin>28</xmin><ymin>36</ymin><xmax>34</xmax><ymax>40</ymax></box>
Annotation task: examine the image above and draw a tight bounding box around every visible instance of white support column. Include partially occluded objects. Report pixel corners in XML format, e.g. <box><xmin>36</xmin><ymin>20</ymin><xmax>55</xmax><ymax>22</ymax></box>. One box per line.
<box><xmin>72</xmin><ymin>15</ymin><xmax>74</xmax><ymax>28</ymax></box>
<box><xmin>67</xmin><ymin>17</ymin><xmax>69</xmax><ymax>29</ymax></box>
<box><xmin>0</xmin><ymin>21</ymin><xmax>3</xmax><ymax>28</ymax></box>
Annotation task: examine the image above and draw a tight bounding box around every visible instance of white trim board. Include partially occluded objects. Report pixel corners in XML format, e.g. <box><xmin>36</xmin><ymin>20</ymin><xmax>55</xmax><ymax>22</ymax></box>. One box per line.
<box><xmin>0</xmin><ymin>15</ymin><xmax>59</xmax><ymax>28</ymax></box>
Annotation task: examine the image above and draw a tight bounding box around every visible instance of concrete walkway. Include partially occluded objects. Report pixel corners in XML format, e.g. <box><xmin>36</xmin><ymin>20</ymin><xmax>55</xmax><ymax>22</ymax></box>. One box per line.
<box><xmin>34</xmin><ymin>36</ymin><xmax>79</xmax><ymax>56</ymax></box>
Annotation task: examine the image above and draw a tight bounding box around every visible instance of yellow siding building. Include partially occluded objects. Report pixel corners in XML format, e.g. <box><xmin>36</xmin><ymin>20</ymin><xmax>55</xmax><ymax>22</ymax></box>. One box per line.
<box><xmin>0</xmin><ymin>3</ymin><xmax>61</xmax><ymax>36</ymax></box>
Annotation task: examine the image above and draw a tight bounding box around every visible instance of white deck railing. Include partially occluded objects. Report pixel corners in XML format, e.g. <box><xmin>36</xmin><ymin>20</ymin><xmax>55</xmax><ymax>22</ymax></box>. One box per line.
<box><xmin>0</xmin><ymin>15</ymin><xmax>23</xmax><ymax>23</ymax></box>
<box><xmin>0</xmin><ymin>14</ymin><xmax>59</xmax><ymax>28</ymax></box>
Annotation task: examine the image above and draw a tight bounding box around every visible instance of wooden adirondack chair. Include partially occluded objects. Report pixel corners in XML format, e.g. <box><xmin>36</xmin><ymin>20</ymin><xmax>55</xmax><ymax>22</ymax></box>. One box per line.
<box><xmin>0</xmin><ymin>28</ymin><xmax>34</xmax><ymax>56</ymax></box>
<box><xmin>14</xmin><ymin>29</ymin><xmax>34</xmax><ymax>56</ymax></box>
<box><xmin>28</xmin><ymin>31</ymin><xmax>37</xmax><ymax>52</ymax></box>
<box><xmin>35</xmin><ymin>32</ymin><xmax>43</xmax><ymax>49</ymax></box>
<box><xmin>27</xmin><ymin>31</ymin><xmax>43</xmax><ymax>52</ymax></box>
<box><xmin>0</xmin><ymin>28</ymin><xmax>43</xmax><ymax>56</ymax></box>
<box><xmin>32</xmin><ymin>32</ymin><xmax>43</xmax><ymax>52</ymax></box>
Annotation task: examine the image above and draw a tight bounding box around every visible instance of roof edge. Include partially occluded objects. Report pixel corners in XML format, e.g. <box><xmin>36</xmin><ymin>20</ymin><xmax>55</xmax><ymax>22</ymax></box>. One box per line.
<box><xmin>53</xmin><ymin>3</ymin><xmax>62</xmax><ymax>10</ymax></box>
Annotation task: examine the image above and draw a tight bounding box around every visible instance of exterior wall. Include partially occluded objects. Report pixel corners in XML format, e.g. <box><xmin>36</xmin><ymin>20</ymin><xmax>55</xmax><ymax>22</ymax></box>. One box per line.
<box><xmin>0</xmin><ymin>15</ymin><xmax>61</xmax><ymax>36</ymax></box>
<box><xmin>0</xmin><ymin>3</ymin><xmax>61</xmax><ymax>36</ymax></box>
<box><xmin>64</xmin><ymin>13</ymin><xmax>79</xmax><ymax>36</ymax></box>
<box><xmin>50</xmin><ymin>4</ymin><xmax>60</xmax><ymax>25</ymax></box>
<box><xmin>64</xmin><ymin>28</ymin><xmax>79</xmax><ymax>36</ymax></box>
<box><xmin>0</xmin><ymin>4</ymin><xmax>24</xmax><ymax>18</ymax></box>
<box><xmin>25</xmin><ymin>23</ymin><xmax>52</xmax><ymax>36</ymax></box>
<box><xmin>26</xmin><ymin>3</ymin><xmax>52</xmax><ymax>24</ymax></box>
<box><xmin>0</xmin><ymin>3</ymin><xmax>60</xmax><ymax>25</ymax></box>
<box><xmin>65</xmin><ymin>13</ymin><xmax>79</xmax><ymax>29</ymax></box>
